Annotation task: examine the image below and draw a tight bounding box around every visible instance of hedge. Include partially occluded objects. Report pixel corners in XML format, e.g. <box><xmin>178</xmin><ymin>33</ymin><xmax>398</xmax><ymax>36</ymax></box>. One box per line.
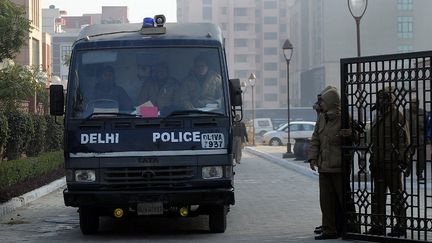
<box><xmin>5</xmin><ymin>112</ymin><xmax>34</xmax><ymax>160</ymax></box>
<box><xmin>1</xmin><ymin>113</ymin><xmax>63</xmax><ymax>160</ymax></box>
<box><xmin>0</xmin><ymin>112</ymin><xmax>8</xmax><ymax>158</ymax></box>
<box><xmin>26</xmin><ymin>114</ymin><xmax>47</xmax><ymax>157</ymax></box>
<box><xmin>45</xmin><ymin>115</ymin><xmax>63</xmax><ymax>151</ymax></box>
<box><xmin>0</xmin><ymin>151</ymin><xmax>63</xmax><ymax>190</ymax></box>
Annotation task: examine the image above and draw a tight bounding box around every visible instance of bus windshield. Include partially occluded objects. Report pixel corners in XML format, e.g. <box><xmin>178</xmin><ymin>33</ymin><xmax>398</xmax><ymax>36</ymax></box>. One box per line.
<box><xmin>68</xmin><ymin>48</ymin><xmax>226</xmax><ymax>119</ymax></box>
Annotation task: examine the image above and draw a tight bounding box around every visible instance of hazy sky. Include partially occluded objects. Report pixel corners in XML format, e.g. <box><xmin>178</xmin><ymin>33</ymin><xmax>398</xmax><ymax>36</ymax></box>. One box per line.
<box><xmin>42</xmin><ymin>0</ymin><xmax>178</xmax><ymax>23</ymax></box>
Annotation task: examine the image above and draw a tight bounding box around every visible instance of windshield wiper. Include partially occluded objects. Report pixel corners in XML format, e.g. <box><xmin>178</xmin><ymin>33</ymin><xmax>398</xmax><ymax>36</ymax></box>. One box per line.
<box><xmin>166</xmin><ymin>110</ymin><xmax>225</xmax><ymax>117</ymax></box>
<box><xmin>83</xmin><ymin>112</ymin><xmax>137</xmax><ymax>121</ymax></box>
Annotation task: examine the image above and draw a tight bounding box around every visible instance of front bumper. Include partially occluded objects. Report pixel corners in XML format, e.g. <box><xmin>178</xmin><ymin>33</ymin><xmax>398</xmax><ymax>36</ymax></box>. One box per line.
<box><xmin>63</xmin><ymin>188</ymin><xmax>235</xmax><ymax>208</ymax></box>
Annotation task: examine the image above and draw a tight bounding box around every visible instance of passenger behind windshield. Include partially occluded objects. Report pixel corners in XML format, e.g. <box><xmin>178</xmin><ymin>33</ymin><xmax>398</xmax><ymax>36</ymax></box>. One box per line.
<box><xmin>91</xmin><ymin>65</ymin><xmax>133</xmax><ymax>112</ymax></box>
<box><xmin>137</xmin><ymin>62</ymin><xmax>180</xmax><ymax>116</ymax></box>
<box><xmin>136</xmin><ymin>63</ymin><xmax>159</xmax><ymax>106</ymax></box>
<box><xmin>179</xmin><ymin>55</ymin><xmax>223</xmax><ymax>110</ymax></box>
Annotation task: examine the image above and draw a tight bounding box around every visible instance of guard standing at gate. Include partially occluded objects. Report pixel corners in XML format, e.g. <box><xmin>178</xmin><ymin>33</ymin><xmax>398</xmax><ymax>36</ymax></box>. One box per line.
<box><xmin>368</xmin><ymin>87</ymin><xmax>410</xmax><ymax>237</ymax></box>
<box><xmin>308</xmin><ymin>86</ymin><xmax>354</xmax><ymax>240</ymax></box>
<box><xmin>406</xmin><ymin>98</ymin><xmax>426</xmax><ymax>180</ymax></box>
<box><xmin>233</xmin><ymin>114</ymin><xmax>248</xmax><ymax>164</ymax></box>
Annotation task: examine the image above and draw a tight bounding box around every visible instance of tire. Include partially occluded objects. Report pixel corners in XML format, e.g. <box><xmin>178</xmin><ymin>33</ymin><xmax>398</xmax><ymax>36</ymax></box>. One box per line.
<box><xmin>209</xmin><ymin>205</ymin><xmax>227</xmax><ymax>233</ymax></box>
<box><xmin>79</xmin><ymin>207</ymin><xmax>99</xmax><ymax>235</ymax></box>
<box><xmin>269</xmin><ymin>138</ymin><xmax>282</xmax><ymax>146</ymax></box>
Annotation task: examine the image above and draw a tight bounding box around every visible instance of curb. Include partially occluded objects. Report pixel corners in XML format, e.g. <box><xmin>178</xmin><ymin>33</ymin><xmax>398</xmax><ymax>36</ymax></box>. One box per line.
<box><xmin>244</xmin><ymin>147</ymin><xmax>319</xmax><ymax>179</ymax></box>
<box><xmin>0</xmin><ymin>177</ymin><xmax>66</xmax><ymax>218</ymax></box>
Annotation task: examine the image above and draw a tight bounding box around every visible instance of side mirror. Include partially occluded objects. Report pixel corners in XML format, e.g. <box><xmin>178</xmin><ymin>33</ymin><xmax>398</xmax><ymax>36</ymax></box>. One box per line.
<box><xmin>50</xmin><ymin>85</ymin><xmax>64</xmax><ymax>116</ymax></box>
<box><xmin>229</xmin><ymin>78</ymin><xmax>242</xmax><ymax>107</ymax></box>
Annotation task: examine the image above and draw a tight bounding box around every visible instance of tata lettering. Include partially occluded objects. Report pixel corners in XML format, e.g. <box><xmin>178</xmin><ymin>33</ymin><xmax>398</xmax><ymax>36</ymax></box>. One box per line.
<box><xmin>81</xmin><ymin>133</ymin><xmax>119</xmax><ymax>144</ymax></box>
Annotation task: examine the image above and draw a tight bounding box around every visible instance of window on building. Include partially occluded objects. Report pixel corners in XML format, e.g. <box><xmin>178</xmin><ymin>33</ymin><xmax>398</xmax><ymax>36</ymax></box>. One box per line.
<box><xmin>235</xmin><ymin>55</ymin><xmax>248</xmax><ymax>63</ymax></box>
<box><xmin>398</xmin><ymin>16</ymin><xmax>413</xmax><ymax>39</ymax></box>
<box><xmin>255</xmin><ymin>9</ymin><xmax>261</xmax><ymax>18</ymax></box>
<box><xmin>279</xmin><ymin>24</ymin><xmax>287</xmax><ymax>33</ymax></box>
<box><xmin>234</xmin><ymin>8</ymin><xmax>247</xmax><ymax>16</ymax></box>
<box><xmin>264</xmin><ymin>32</ymin><xmax>278</xmax><ymax>40</ymax></box>
<box><xmin>264</xmin><ymin>47</ymin><xmax>277</xmax><ymax>55</ymax></box>
<box><xmin>264</xmin><ymin>78</ymin><xmax>278</xmax><ymax>86</ymax></box>
<box><xmin>32</xmin><ymin>38</ymin><xmax>40</xmax><ymax>66</ymax></box>
<box><xmin>398</xmin><ymin>45</ymin><xmax>414</xmax><ymax>53</ymax></box>
<box><xmin>264</xmin><ymin>16</ymin><xmax>277</xmax><ymax>24</ymax></box>
<box><xmin>235</xmin><ymin>70</ymin><xmax>249</xmax><ymax>78</ymax></box>
<box><xmin>255</xmin><ymin>24</ymin><xmax>262</xmax><ymax>32</ymax></box>
<box><xmin>234</xmin><ymin>23</ymin><xmax>248</xmax><ymax>31</ymax></box>
<box><xmin>280</xmin><ymin>9</ymin><xmax>287</xmax><ymax>17</ymax></box>
<box><xmin>264</xmin><ymin>93</ymin><xmax>278</xmax><ymax>101</ymax></box>
<box><xmin>203</xmin><ymin>0</ymin><xmax>212</xmax><ymax>5</ymax></box>
<box><xmin>203</xmin><ymin>7</ymin><xmax>212</xmax><ymax>20</ymax></box>
<box><xmin>397</xmin><ymin>0</ymin><xmax>413</xmax><ymax>10</ymax></box>
<box><xmin>264</xmin><ymin>63</ymin><xmax>277</xmax><ymax>71</ymax></box>
<box><xmin>61</xmin><ymin>45</ymin><xmax>72</xmax><ymax>61</ymax></box>
<box><xmin>264</xmin><ymin>1</ymin><xmax>277</xmax><ymax>9</ymax></box>
<box><xmin>234</xmin><ymin>39</ymin><xmax>248</xmax><ymax>47</ymax></box>
<box><xmin>255</xmin><ymin>40</ymin><xmax>261</xmax><ymax>48</ymax></box>
<box><xmin>221</xmin><ymin>7</ymin><xmax>228</xmax><ymax>15</ymax></box>
<box><xmin>255</xmin><ymin>55</ymin><xmax>261</xmax><ymax>63</ymax></box>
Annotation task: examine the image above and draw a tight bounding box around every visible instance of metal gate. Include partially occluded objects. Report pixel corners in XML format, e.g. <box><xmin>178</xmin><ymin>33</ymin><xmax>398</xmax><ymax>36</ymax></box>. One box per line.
<box><xmin>341</xmin><ymin>51</ymin><xmax>432</xmax><ymax>242</ymax></box>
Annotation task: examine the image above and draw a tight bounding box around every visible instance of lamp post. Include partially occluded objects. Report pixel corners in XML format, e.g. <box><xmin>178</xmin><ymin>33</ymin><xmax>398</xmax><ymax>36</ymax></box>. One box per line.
<box><xmin>348</xmin><ymin>0</ymin><xmax>367</xmax><ymax>122</ymax></box>
<box><xmin>348</xmin><ymin>0</ymin><xmax>368</xmax><ymax>170</ymax></box>
<box><xmin>282</xmin><ymin>39</ymin><xmax>294</xmax><ymax>158</ymax></box>
<box><xmin>240</xmin><ymin>80</ymin><xmax>248</xmax><ymax>102</ymax></box>
<box><xmin>248</xmin><ymin>73</ymin><xmax>256</xmax><ymax>146</ymax></box>
<box><xmin>348</xmin><ymin>0</ymin><xmax>368</xmax><ymax>57</ymax></box>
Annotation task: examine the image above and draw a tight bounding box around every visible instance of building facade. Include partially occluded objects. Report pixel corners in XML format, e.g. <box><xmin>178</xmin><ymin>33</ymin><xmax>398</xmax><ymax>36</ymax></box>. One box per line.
<box><xmin>42</xmin><ymin>5</ymin><xmax>66</xmax><ymax>34</ymax></box>
<box><xmin>289</xmin><ymin>0</ymin><xmax>432</xmax><ymax>107</ymax></box>
<box><xmin>177</xmin><ymin>0</ymin><xmax>291</xmax><ymax>109</ymax></box>
<box><xmin>12</xmin><ymin>0</ymin><xmax>43</xmax><ymax>68</ymax></box>
<box><xmin>42</xmin><ymin>5</ymin><xmax>130</xmax><ymax>84</ymax></box>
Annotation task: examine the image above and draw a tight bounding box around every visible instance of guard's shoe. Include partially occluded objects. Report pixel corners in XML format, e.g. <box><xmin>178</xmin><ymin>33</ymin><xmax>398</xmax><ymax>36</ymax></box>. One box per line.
<box><xmin>314</xmin><ymin>233</ymin><xmax>338</xmax><ymax>240</ymax></box>
<box><xmin>314</xmin><ymin>226</ymin><xmax>323</xmax><ymax>234</ymax></box>
<box><xmin>387</xmin><ymin>228</ymin><xmax>407</xmax><ymax>237</ymax></box>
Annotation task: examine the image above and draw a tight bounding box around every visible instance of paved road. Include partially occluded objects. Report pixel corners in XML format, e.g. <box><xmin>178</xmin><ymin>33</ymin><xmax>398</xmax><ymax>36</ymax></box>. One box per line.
<box><xmin>0</xmin><ymin>151</ymin><xmax>355</xmax><ymax>242</ymax></box>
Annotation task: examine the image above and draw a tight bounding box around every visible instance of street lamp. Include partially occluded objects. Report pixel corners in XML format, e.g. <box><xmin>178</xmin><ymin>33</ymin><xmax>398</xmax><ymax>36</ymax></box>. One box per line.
<box><xmin>248</xmin><ymin>73</ymin><xmax>256</xmax><ymax>146</ymax></box>
<box><xmin>240</xmin><ymin>80</ymin><xmax>248</xmax><ymax>102</ymax></box>
<box><xmin>348</xmin><ymin>0</ymin><xmax>368</xmax><ymax>57</ymax></box>
<box><xmin>282</xmin><ymin>39</ymin><xmax>294</xmax><ymax>158</ymax></box>
<box><xmin>348</xmin><ymin>0</ymin><xmax>368</xmax><ymax>171</ymax></box>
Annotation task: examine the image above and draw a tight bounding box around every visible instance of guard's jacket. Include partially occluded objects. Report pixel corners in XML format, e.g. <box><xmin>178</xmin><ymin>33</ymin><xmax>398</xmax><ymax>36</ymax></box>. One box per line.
<box><xmin>308</xmin><ymin>87</ymin><xmax>343</xmax><ymax>173</ymax></box>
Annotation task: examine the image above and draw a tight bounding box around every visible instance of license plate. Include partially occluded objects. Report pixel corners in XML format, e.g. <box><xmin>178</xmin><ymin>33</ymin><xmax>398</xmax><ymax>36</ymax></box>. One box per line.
<box><xmin>201</xmin><ymin>133</ymin><xmax>224</xmax><ymax>149</ymax></box>
<box><xmin>137</xmin><ymin>202</ymin><xmax>163</xmax><ymax>215</ymax></box>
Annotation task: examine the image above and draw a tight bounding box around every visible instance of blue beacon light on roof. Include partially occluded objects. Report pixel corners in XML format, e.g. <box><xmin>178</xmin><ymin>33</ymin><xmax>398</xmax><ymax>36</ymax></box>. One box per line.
<box><xmin>143</xmin><ymin>17</ymin><xmax>154</xmax><ymax>28</ymax></box>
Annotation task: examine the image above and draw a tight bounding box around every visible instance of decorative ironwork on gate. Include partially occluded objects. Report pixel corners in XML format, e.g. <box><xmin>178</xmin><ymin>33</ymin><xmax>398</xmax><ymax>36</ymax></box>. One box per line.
<box><xmin>341</xmin><ymin>51</ymin><xmax>432</xmax><ymax>242</ymax></box>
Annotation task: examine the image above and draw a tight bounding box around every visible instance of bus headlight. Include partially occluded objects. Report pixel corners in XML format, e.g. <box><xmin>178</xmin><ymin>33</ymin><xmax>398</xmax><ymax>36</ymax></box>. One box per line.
<box><xmin>202</xmin><ymin>166</ymin><xmax>223</xmax><ymax>179</ymax></box>
<box><xmin>75</xmin><ymin>170</ymin><xmax>96</xmax><ymax>182</ymax></box>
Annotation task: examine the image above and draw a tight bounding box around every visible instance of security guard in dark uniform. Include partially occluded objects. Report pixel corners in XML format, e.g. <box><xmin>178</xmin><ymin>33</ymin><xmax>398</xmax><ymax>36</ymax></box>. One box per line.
<box><xmin>368</xmin><ymin>87</ymin><xmax>410</xmax><ymax>237</ymax></box>
<box><xmin>406</xmin><ymin>98</ymin><xmax>426</xmax><ymax>180</ymax></box>
<box><xmin>308</xmin><ymin>86</ymin><xmax>354</xmax><ymax>240</ymax></box>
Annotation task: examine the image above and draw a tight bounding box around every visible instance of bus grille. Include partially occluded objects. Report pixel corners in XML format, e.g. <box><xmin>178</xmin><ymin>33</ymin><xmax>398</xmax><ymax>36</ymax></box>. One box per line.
<box><xmin>100</xmin><ymin>166</ymin><xmax>194</xmax><ymax>190</ymax></box>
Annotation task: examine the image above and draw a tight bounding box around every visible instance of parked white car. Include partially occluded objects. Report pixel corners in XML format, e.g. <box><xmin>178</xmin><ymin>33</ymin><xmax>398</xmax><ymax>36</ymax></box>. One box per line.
<box><xmin>250</xmin><ymin>118</ymin><xmax>274</xmax><ymax>136</ymax></box>
<box><xmin>262</xmin><ymin>121</ymin><xmax>316</xmax><ymax>146</ymax></box>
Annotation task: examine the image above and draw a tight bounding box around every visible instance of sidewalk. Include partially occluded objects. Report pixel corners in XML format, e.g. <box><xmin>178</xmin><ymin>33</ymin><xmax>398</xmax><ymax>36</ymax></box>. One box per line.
<box><xmin>244</xmin><ymin>145</ymin><xmax>319</xmax><ymax>179</ymax></box>
<box><xmin>0</xmin><ymin>177</ymin><xmax>66</xmax><ymax>218</ymax></box>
